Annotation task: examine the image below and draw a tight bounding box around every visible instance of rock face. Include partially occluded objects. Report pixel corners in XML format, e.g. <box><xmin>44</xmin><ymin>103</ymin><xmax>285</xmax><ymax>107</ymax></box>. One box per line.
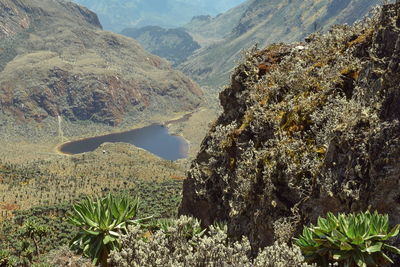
<box><xmin>179</xmin><ymin>0</ymin><xmax>383</xmax><ymax>87</ymax></box>
<box><xmin>180</xmin><ymin>3</ymin><xmax>400</xmax><ymax>251</ymax></box>
<box><xmin>0</xmin><ymin>0</ymin><xmax>202</xmax><ymax>126</ymax></box>
<box><xmin>121</xmin><ymin>26</ymin><xmax>200</xmax><ymax>66</ymax></box>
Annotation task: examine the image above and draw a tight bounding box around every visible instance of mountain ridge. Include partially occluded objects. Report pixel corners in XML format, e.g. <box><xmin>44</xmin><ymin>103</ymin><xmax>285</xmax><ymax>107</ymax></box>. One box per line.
<box><xmin>0</xmin><ymin>0</ymin><xmax>203</xmax><ymax>127</ymax></box>
<box><xmin>121</xmin><ymin>26</ymin><xmax>200</xmax><ymax>66</ymax></box>
<box><xmin>73</xmin><ymin>0</ymin><xmax>246</xmax><ymax>32</ymax></box>
<box><xmin>180</xmin><ymin>0</ymin><xmax>384</xmax><ymax>87</ymax></box>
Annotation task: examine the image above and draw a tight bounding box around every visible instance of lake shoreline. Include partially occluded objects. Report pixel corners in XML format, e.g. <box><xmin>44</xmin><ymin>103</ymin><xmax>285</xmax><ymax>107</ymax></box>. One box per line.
<box><xmin>55</xmin><ymin>110</ymin><xmax>196</xmax><ymax>159</ymax></box>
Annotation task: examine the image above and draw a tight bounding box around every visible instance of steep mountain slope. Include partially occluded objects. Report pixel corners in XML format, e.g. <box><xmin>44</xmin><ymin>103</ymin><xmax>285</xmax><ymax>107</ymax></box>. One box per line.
<box><xmin>180</xmin><ymin>0</ymin><xmax>383</xmax><ymax>87</ymax></box>
<box><xmin>73</xmin><ymin>0</ymin><xmax>246</xmax><ymax>32</ymax></box>
<box><xmin>0</xmin><ymin>0</ymin><xmax>202</xmax><ymax>126</ymax></box>
<box><xmin>180</xmin><ymin>2</ymin><xmax>400</xmax><ymax>252</ymax></box>
<box><xmin>184</xmin><ymin>0</ymin><xmax>252</xmax><ymax>46</ymax></box>
<box><xmin>121</xmin><ymin>26</ymin><xmax>200</xmax><ymax>66</ymax></box>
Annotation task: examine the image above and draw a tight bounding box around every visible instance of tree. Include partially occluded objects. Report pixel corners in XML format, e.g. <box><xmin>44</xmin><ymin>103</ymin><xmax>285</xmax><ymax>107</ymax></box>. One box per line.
<box><xmin>19</xmin><ymin>219</ymin><xmax>48</xmax><ymax>258</ymax></box>
<box><xmin>68</xmin><ymin>194</ymin><xmax>150</xmax><ymax>266</ymax></box>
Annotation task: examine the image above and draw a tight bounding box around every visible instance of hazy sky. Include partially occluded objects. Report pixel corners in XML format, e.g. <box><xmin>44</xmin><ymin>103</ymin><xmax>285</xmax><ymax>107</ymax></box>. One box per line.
<box><xmin>74</xmin><ymin>0</ymin><xmax>247</xmax><ymax>31</ymax></box>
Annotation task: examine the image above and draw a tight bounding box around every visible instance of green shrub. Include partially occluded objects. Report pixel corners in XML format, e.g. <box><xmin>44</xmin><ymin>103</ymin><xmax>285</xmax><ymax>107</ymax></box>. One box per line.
<box><xmin>295</xmin><ymin>211</ymin><xmax>400</xmax><ymax>266</ymax></box>
<box><xmin>68</xmin><ymin>194</ymin><xmax>150</xmax><ymax>266</ymax></box>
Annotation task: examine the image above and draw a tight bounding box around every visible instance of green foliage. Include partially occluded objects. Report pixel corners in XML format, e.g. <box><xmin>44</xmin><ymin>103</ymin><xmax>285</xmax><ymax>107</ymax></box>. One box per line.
<box><xmin>0</xmin><ymin>179</ymin><xmax>181</xmax><ymax>266</ymax></box>
<box><xmin>128</xmin><ymin>179</ymin><xmax>183</xmax><ymax>218</ymax></box>
<box><xmin>68</xmin><ymin>194</ymin><xmax>150</xmax><ymax>266</ymax></box>
<box><xmin>0</xmin><ymin>203</ymin><xmax>75</xmax><ymax>266</ymax></box>
<box><xmin>295</xmin><ymin>211</ymin><xmax>400</xmax><ymax>266</ymax></box>
<box><xmin>0</xmin><ymin>249</ymin><xmax>17</xmax><ymax>267</ymax></box>
<box><xmin>19</xmin><ymin>219</ymin><xmax>49</xmax><ymax>256</ymax></box>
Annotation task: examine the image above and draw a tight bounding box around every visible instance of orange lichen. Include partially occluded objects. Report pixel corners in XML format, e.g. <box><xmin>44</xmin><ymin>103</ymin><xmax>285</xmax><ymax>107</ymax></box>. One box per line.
<box><xmin>346</xmin><ymin>29</ymin><xmax>374</xmax><ymax>48</ymax></box>
<box><xmin>234</xmin><ymin>112</ymin><xmax>254</xmax><ymax>136</ymax></box>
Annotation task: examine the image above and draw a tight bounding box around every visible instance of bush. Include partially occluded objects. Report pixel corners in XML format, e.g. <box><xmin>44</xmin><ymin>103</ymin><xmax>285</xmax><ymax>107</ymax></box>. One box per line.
<box><xmin>110</xmin><ymin>216</ymin><xmax>312</xmax><ymax>266</ymax></box>
<box><xmin>295</xmin><ymin>211</ymin><xmax>400</xmax><ymax>266</ymax></box>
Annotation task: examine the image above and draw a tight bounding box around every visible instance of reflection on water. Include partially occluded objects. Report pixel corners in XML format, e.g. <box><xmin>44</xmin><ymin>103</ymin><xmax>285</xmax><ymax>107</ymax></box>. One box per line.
<box><xmin>59</xmin><ymin>124</ymin><xmax>188</xmax><ymax>161</ymax></box>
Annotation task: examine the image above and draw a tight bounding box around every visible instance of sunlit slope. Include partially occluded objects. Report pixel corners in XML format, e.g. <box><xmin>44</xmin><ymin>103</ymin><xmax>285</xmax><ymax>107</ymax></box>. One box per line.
<box><xmin>0</xmin><ymin>0</ymin><xmax>202</xmax><ymax>127</ymax></box>
<box><xmin>180</xmin><ymin>0</ymin><xmax>382</xmax><ymax>87</ymax></box>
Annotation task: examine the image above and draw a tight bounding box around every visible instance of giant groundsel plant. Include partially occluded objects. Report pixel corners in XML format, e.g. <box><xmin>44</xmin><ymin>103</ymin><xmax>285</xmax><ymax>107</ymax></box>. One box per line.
<box><xmin>68</xmin><ymin>194</ymin><xmax>150</xmax><ymax>266</ymax></box>
<box><xmin>295</xmin><ymin>211</ymin><xmax>400</xmax><ymax>266</ymax></box>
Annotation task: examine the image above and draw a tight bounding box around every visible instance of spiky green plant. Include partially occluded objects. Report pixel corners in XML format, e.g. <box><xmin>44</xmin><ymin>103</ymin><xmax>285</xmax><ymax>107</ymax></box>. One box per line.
<box><xmin>295</xmin><ymin>211</ymin><xmax>400</xmax><ymax>267</ymax></box>
<box><xmin>68</xmin><ymin>194</ymin><xmax>150</xmax><ymax>266</ymax></box>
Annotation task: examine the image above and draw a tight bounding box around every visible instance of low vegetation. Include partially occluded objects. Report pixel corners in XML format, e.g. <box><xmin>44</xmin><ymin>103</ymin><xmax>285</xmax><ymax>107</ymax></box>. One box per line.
<box><xmin>0</xmin><ymin>179</ymin><xmax>182</xmax><ymax>266</ymax></box>
<box><xmin>296</xmin><ymin>211</ymin><xmax>400</xmax><ymax>266</ymax></box>
<box><xmin>109</xmin><ymin>216</ymin><xmax>312</xmax><ymax>267</ymax></box>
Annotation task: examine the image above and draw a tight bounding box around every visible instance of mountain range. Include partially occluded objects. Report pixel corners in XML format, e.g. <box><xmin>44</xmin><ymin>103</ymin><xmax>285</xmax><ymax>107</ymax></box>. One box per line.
<box><xmin>0</xmin><ymin>0</ymin><xmax>202</xmax><ymax>127</ymax></box>
<box><xmin>73</xmin><ymin>0</ymin><xmax>246</xmax><ymax>32</ymax></box>
<box><xmin>121</xmin><ymin>26</ymin><xmax>200</xmax><ymax>66</ymax></box>
<box><xmin>179</xmin><ymin>0</ymin><xmax>384</xmax><ymax>87</ymax></box>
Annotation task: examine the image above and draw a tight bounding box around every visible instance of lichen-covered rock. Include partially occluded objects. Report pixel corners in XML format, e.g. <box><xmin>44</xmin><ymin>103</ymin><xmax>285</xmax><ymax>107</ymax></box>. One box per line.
<box><xmin>180</xmin><ymin>3</ymin><xmax>400</xmax><ymax>252</ymax></box>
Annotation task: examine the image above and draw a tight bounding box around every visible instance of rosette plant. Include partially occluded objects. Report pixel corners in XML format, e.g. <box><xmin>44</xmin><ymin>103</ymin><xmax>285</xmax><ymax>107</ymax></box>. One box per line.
<box><xmin>68</xmin><ymin>194</ymin><xmax>150</xmax><ymax>266</ymax></box>
<box><xmin>295</xmin><ymin>211</ymin><xmax>400</xmax><ymax>267</ymax></box>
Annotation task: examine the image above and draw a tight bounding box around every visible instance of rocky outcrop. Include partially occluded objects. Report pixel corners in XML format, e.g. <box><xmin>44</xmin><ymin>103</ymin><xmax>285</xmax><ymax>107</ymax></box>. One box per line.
<box><xmin>0</xmin><ymin>0</ymin><xmax>202</xmax><ymax>126</ymax></box>
<box><xmin>180</xmin><ymin>3</ymin><xmax>400</xmax><ymax>252</ymax></box>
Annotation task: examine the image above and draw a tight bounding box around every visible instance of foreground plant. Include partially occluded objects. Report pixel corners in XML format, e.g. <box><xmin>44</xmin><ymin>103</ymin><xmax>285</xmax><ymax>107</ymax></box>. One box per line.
<box><xmin>295</xmin><ymin>211</ymin><xmax>400</xmax><ymax>266</ymax></box>
<box><xmin>110</xmin><ymin>216</ymin><xmax>312</xmax><ymax>266</ymax></box>
<box><xmin>68</xmin><ymin>194</ymin><xmax>150</xmax><ymax>266</ymax></box>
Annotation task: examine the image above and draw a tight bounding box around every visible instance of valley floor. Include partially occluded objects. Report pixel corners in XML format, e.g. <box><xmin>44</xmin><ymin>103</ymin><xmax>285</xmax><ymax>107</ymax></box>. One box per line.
<box><xmin>0</xmin><ymin>107</ymin><xmax>218</xmax><ymax>218</ymax></box>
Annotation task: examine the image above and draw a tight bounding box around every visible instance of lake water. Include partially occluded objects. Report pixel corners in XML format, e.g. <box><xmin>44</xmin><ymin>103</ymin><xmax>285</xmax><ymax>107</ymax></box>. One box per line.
<box><xmin>58</xmin><ymin>124</ymin><xmax>188</xmax><ymax>160</ymax></box>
